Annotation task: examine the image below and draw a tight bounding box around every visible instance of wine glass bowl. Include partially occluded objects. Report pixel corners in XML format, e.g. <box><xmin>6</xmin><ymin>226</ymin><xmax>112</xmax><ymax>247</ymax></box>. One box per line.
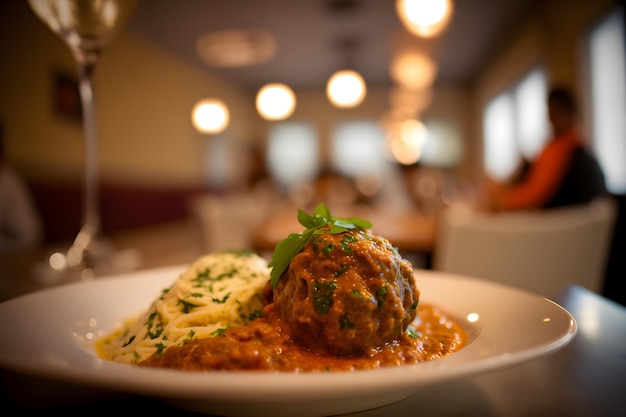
<box><xmin>28</xmin><ymin>0</ymin><xmax>140</xmax><ymax>282</ymax></box>
<box><xmin>28</xmin><ymin>0</ymin><xmax>138</xmax><ymax>60</ymax></box>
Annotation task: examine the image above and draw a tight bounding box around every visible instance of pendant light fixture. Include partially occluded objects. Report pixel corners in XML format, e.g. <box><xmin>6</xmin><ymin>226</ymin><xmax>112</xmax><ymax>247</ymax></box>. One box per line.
<box><xmin>191</xmin><ymin>99</ymin><xmax>229</xmax><ymax>134</ymax></box>
<box><xmin>396</xmin><ymin>0</ymin><xmax>454</xmax><ymax>38</ymax></box>
<box><xmin>326</xmin><ymin>36</ymin><xmax>367</xmax><ymax>108</ymax></box>
<box><xmin>327</xmin><ymin>69</ymin><xmax>366</xmax><ymax>108</ymax></box>
<box><xmin>256</xmin><ymin>83</ymin><xmax>296</xmax><ymax>121</ymax></box>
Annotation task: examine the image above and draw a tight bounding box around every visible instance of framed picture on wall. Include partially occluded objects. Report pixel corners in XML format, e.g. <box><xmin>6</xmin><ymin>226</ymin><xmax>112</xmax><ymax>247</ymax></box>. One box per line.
<box><xmin>54</xmin><ymin>71</ymin><xmax>82</xmax><ymax>122</ymax></box>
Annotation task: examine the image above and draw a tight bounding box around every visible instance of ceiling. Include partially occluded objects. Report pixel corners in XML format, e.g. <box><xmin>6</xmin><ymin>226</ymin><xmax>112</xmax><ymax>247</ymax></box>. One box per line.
<box><xmin>126</xmin><ymin>0</ymin><xmax>532</xmax><ymax>92</ymax></box>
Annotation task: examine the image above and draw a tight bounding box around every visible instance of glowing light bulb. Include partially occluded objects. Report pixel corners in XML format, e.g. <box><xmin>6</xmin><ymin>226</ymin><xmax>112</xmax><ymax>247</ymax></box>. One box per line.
<box><xmin>389</xmin><ymin>50</ymin><xmax>437</xmax><ymax>91</ymax></box>
<box><xmin>327</xmin><ymin>69</ymin><xmax>367</xmax><ymax>108</ymax></box>
<box><xmin>192</xmin><ymin>99</ymin><xmax>229</xmax><ymax>134</ymax></box>
<box><xmin>386</xmin><ymin>118</ymin><xmax>428</xmax><ymax>165</ymax></box>
<box><xmin>396</xmin><ymin>0</ymin><xmax>453</xmax><ymax>38</ymax></box>
<box><xmin>256</xmin><ymin>83</ymin><xmax>296</xmax><ymax>120</ymax></box>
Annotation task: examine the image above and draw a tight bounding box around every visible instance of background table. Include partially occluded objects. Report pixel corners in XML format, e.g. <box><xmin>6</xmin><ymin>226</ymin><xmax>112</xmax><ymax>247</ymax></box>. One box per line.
<box><xmin>251</xmin><ymin>206</ymin><xmax>439</xmax><ymax>254</ymax></box>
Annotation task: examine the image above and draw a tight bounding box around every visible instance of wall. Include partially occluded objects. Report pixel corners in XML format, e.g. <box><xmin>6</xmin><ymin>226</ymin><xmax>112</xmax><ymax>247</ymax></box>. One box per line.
<box><xmin>0</xmin><ymin>1</ymin><xmax>260</xmax><ymax>188</ymax></box>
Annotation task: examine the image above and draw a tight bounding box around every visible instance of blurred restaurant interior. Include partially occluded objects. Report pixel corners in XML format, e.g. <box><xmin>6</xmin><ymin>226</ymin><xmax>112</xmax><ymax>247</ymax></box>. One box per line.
<box><xmin>0</xmin><ymin>0</ymin><xmax>624</xmax><ymax>305</ymax></box>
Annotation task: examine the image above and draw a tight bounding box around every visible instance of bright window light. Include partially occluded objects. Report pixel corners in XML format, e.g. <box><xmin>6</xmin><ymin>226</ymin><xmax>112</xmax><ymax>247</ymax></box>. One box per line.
<box><xmin>482</xmin><ymin>66</ymin><xmax>548</xmax><ymax>180</ymax></box>
<box><xmin>267</xmin><ymin>122</ymin><xmax>319</xmax><ymax>187</ymax></box>
<box><xmin>515</xmin><ymin>68</ymin><xmax>548</xmax><ymax>160</ymax></box>
<box><xmin>588</xmin><ymin>6</ymin><xmax>626</xmax><ymax>193</ymax></box>
<box><xmin>484</xmin><ymin>93</ymin><xmax>517</xmax><ymax>181</ymax></box>
<box><xmin>421</xmin><ymin>119</ymin><xmax>462</xmax><ymax>168</ymax></box>
<box><xmin>330</xmin><ymin>120</ymin><xmax>389</xmax><ymax>177</ymax></box>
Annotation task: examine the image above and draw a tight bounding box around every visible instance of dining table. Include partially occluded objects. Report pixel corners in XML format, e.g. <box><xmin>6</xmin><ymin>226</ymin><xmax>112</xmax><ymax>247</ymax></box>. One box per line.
<box><xmin>250</xmin><ymin>204</ymin><xmax>439</xmax><ymax>255</ymax></box>
<box><xmin>1</xmin><ymin>276</ymin><xmax>624</xmax><ymax>416</ymax></box>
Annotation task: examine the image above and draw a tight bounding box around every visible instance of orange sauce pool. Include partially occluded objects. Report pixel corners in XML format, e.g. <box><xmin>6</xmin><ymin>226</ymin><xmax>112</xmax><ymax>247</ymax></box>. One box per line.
<box><xmin>137</xmin><ymin>302</ymin><xmax>468</xmax><ymax>372</ymax></box>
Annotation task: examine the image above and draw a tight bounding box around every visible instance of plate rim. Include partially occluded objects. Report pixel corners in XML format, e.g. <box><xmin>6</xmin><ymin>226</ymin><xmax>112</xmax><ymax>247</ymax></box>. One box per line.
<box><xmin>0</xmin><ymin>266</ymin><xmax>577</xmax><ymax>405</ymax></box>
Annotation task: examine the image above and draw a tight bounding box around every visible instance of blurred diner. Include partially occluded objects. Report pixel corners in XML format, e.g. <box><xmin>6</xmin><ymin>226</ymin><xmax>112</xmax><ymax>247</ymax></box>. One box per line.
<box><xmin>480</xmin><ymin>86</ymin><xmax>608</xmax><ymax>212</ymax></box>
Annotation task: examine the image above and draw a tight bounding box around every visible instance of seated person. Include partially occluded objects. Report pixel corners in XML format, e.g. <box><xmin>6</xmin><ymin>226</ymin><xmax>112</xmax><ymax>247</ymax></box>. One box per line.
<box><xmin>484</xmin><ymin>86</ymin><xmax>608</xmax><ymax>211</ymax></box>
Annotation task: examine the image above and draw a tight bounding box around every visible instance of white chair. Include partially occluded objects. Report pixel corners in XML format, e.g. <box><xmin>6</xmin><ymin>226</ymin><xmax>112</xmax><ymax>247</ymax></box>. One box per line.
<box><xmin>432</xmin><ymin>197</ymin><xmax>618</xmax><ymax>298</ymax></box>
<box><xmin>188</xmin><ymin>193</ymin><xmax>272</xmax><ymax>253</ymax></box>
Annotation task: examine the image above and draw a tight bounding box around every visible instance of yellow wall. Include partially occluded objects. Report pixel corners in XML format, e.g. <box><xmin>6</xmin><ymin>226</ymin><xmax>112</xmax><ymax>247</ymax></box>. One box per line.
<box><xmin>0</xmin><ymin>1</ymin><xmax>259</xmax><ymax>187</ymax></box>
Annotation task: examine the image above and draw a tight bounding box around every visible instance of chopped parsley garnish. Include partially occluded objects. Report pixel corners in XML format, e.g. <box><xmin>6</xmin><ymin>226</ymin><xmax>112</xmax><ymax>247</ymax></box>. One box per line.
<box><xmin>268</xmin><ymin>203</ymin><xmax>372</xmax><ymax>287</ymax></box>
<box><xmin>312</xmin><ymin>281</ymin><xmax>338</xmax><ymax>315</ymax></box>
<box><xmin>333</xmin><ymin>263</ymin><xmax>348</xmax><ymax>277</ymax></box>
<box><xmin>211</xmin><ymin>327</ymin><xmax>229</xmax><ymax>337</ymax></box>
<box><xmin>212</xmin><ymin>293</ymin><xmax>231</xmax><ymax>304</ymax></box>
<box><xmin>376</xmin><ymin>285</ymin><xmax>388</xmax><ymax>308</ymax></box>
<box><xmin>122</xmin><ymin>335</ymin><xmax>136</xmax><ymax>348</ymax></box>
<box><xmin>146</xmin><ymin>311</ymin><xmax>164</xmax><ymax>339</ymax></box>
<box><xmin>339</xmin><ymin>313</ymin><xmax>355</xmax><ymax>329</ymax></box>
<box><xmin>182</xmin><ymin>329</ymin><xmax>197</xmax><ymax>345</ymax></box>
<box><xmin>340</xmin><ymin>234</ymin><xmax>357</xmax><ymax>254</ymax></box>
<box><xmin>350</xmin><ymin>290</ymin><xmax>364</xmax><ymax>299</ymax></box>
<box><xmin>407</xmin><ymin>327</ymin><xmax>422</xmax><ymax>339</ymax></box>
<box><xmin>322</xmin><ymin>243</ymin><xmax>335</xmax><ymax>256</ymax></box>
<box><xmin>179</xmin><ymin>299</ymin><xmax>197</xmax><ymax>313</ymax></box>
<box><xmin>155</xmin><ymin>342</ymin><xmax>167</xmax><ymax>355</ymax></box>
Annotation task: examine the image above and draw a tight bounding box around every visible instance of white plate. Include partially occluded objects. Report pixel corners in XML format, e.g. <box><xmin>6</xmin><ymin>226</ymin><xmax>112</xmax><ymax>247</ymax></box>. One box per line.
<box><xmin>0</xmin><ymin>266</ymin><xmax>576</xmax><ymax>417</ymax></box>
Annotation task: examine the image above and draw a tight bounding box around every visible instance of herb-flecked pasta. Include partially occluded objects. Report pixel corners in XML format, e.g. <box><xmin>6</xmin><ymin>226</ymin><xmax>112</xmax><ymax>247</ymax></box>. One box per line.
<box><xmin>96</xmin><ymin>251</ymin><xmax>270</xmax><ymax>364</ymax></box>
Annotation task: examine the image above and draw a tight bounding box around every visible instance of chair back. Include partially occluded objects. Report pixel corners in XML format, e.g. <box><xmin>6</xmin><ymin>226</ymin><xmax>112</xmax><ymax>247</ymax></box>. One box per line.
<box><xmin>432</xmin><ymin>198</ymin><xmax>618</xmax><ymax>298</ymax></box>
<box><xmin>189</xmin><ymin>193</ymin><xmax>271</xmax><ymax>253</ymax></box>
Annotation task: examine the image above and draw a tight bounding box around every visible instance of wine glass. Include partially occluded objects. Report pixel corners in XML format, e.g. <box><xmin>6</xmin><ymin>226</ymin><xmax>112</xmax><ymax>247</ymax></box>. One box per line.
<box><xmin>28</xmin><ymin>0</ymin><xmax>141</xmax><ymax>282</ymax></box>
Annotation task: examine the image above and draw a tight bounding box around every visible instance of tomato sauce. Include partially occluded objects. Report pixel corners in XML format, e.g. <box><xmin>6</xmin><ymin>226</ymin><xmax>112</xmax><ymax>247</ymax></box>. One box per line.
<box><xmin>138</xmin><ymin>302</ymin><xmax>468</xmax><ymax>372</ymax></box>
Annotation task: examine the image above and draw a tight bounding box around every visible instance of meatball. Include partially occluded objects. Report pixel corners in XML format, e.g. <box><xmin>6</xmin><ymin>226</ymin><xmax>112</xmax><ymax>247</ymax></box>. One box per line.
<box><xmin>273</xmin><ymin>227</ymin><xmax>419</xmax><ymax>357</ymax></box>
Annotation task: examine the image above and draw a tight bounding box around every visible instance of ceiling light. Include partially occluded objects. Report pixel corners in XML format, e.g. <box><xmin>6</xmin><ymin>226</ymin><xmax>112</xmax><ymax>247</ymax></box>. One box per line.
<box><xmin>196</xmin><ymin>29</ymin><xmax>277</xmax><ymax>68</ymax></box>
<box><xmin>389</xmin><ymin>86</ymin><xmax>433</xmax><ymax>116</ymax></box>
<box><xmin>378</xmin><ymin>107</ymin><xmax>413</xmax><ymax>134</ymax></box>
<box><xmin>256</xmin><ymin>83</ymin><xmax>296</xmax><ymax>121</ymax></box>
<box><xmin>400</xmin><ymin>119</ymin><xmax>428</xmax><ymax>148</ymax></box>
<box><xmin>327</xmin><ymin>69</ymin><xmax>367</xmax><ymax>108</ymax></box>
<box><xmin>389</xmin><ymin>49</ymin><xmax>437</xmax><ymax>91</ymax></box>
<box><xmin>396</xmin><ymin>0</ymin><xmax>453</xmax><ymax>38</ymax></box>
<box><xmin>386</xmin><ymin>118</ymin><xmax>428</xmax><ymax>165</ymax></box>
<box><xmin>191</xmin><ymin>99</ymin><xmax>229</xmax><ymax>134</ymax></box>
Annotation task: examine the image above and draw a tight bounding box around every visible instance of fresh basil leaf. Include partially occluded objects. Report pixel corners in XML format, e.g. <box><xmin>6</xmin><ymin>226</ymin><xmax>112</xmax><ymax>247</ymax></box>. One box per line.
<box><xmin>268</xmin><ymin>203</ymin><xmax>372</xmax><ymax>288</ymax></box>
<box><xmin>297</xmin><ymin>208</ymin><xmax>316</xmax><ymax>228</ymax></box>
<box><xmin>313</xmin><ymin>203</ymin><xmax>332</xmax><ymax>221</ymax></box>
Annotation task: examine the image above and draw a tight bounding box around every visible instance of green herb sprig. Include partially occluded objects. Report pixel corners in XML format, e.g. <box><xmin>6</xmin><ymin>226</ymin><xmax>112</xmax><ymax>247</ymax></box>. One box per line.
<box><xmin>268</xmin><ymin>203</ymin><xmax>372</xmax><ymax>287</ymax></box>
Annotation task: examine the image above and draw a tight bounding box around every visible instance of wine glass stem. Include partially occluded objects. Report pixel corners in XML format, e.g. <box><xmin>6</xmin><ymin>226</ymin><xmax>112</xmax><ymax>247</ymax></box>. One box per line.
<box><xmin>73</xmin><ymin>54</ymin><xmax>102</xmax><ymax>255</ymax></box>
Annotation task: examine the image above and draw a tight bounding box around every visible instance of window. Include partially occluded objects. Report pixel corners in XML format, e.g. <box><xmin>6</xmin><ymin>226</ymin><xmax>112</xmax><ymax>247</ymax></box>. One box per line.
<box><xmin>483</xmin><ymin>66</ymin><xmax>548</xmax><ymax>180</ymax></box>
<box><xmin>516</xmin><ymin>68</ymin><xmax>549</xmax><ymax>160</ymax></box>
<box><xmin>483</xmin><ymin>93</ymin><xmax>517</xmax><ymax>180</ymax></box>
<box><xmin>587</xmin><ymin>6</ymin><xmax>626</xmax><ymax>194</ymax></box>
<box><xmin>421</xmin><ymin>119</ymin><xmax>463</xmax><ymax>168</ymax></box>
<box><xmin>330</xmin><ymin>120</ymin><xmax>390</xmax><ymax>178</ymax></box>
<box><xmin>267</xmin><ymin>121</ymin><xmax>320</xmax><ymax>188</ymax></box>
<box><xmin>331</xmin><ymin>118</ymin><xmax>462</xmax><ymax>176</ymax></box>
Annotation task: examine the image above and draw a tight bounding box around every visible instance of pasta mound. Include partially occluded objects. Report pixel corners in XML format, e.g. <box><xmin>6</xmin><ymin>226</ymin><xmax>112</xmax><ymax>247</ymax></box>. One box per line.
<box><xmin>96</xmin><ymin>251</ymin><xmax>270</xmax><ymax>364</ymax></box>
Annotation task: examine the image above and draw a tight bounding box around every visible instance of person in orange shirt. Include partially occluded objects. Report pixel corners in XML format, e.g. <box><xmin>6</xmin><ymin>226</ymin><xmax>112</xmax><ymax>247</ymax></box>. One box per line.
<box><xmin>485</xmin><ymin>86</ymin><xmax>608</xmax><ymax>211</ymax></box>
